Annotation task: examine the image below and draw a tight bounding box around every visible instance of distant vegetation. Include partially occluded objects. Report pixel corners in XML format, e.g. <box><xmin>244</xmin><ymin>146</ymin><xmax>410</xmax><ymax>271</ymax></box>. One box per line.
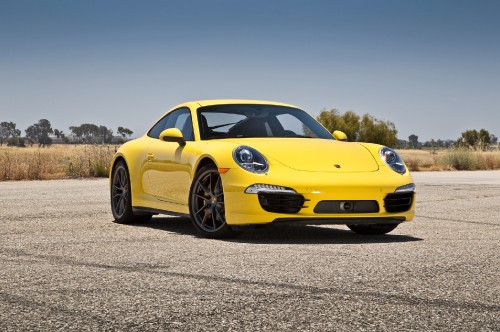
<box><xmin>316</xmin><ymin>108</ymin><xmax>498</xmax><ymax>151</ymax></box>
<box><xmin>0</xmin><ymin>120</ymin><xmax>133</xmax><ymax>147</ymax></box>
<box><xmin>317</xmin><ymin>109</ymin><xmax>398</xmax><ymax>147</ymax></box>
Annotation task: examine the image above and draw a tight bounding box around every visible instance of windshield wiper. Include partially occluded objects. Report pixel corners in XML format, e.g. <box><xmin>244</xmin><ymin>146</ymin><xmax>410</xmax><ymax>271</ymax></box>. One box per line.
<box><xmin>208</xmin><ymin>122</ymin><xmax>238</xmax><ymax>130</ymax></box>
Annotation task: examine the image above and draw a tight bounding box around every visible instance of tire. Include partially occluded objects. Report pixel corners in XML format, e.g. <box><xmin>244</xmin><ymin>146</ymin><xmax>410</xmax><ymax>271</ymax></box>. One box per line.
<box><xmin>347</xmin><ymin>223</ymin><xmax>399</xmax><ymax>235</ymax></box>
<box><xmin>189</xmin><ymin>164</ymin><xmax>237</xmax><ymax>238</ymax></box>
<box><xmin>111</xmin><ymin>160</ymin><xmax>152</xmax><ymax>224</ymax></box>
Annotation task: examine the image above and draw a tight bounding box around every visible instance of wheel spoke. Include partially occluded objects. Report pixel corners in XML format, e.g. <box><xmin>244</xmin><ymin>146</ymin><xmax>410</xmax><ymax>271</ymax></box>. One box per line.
<box><xmin>214</xmin><ymin>207</ymin><xmax>224</xmax><ymax>223</ymax></box>
<box><xmin>198</xmin><ymin>182</ymin><xmax>211</xmax><ymax>195</ymax></box>
<box><xmin>117</xmin><ymin>196</ymin><xmax>125</xmax><ymax>215</ymax></box>
<box><xmin>194</xmin><ymin>203</ymin><xmax>210</xmax><ymax>216</ymax></box>
<box><xmin>194</xmin><ymin>194</ymin><xmax>207</xmax><ymax>200</ymax></box>
<box><xmin>214</xmin><ymin>176</ymin><xmax>221</xmax><ymax>194</ymax></box>
<box><xmin>201</xmin><ymin>211</ymin><xmax>209</xmax><ymax>225</ymax></box>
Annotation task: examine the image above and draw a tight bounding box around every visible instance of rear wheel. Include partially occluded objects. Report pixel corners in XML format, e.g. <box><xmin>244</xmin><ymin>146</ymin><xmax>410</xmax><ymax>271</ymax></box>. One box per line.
<box><xmin>111</xmin><ymin>160</ymin><xmax>152</xmax><ymax>223</ymax></box>
<box><xmin>189</xmin><ymin>164</ymin><xmax>237</xmax><ymax>238</ymax></box>
<box><xmin>347</xmin><ymin>223</ymin><xmax>399</xmax><ymax>235</ymax></box>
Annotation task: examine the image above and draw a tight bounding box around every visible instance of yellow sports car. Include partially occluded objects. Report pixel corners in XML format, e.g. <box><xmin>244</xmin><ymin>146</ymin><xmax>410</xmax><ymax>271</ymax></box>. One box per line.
<box><xmin>110</xmin><ymin>100</ymin><xmax>415</xmax><ymax>238</ymax></box>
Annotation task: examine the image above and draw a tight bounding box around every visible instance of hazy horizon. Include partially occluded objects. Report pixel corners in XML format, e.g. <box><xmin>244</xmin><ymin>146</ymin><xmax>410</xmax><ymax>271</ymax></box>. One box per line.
<box><xmin>1</xmin><ymin>0</ymin><xmax>499</xmax><ymax>142</ymax></box>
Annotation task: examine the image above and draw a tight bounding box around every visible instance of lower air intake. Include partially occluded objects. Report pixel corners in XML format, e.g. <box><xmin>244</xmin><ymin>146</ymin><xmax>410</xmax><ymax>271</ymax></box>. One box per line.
<box><xmin>384</xmin><ymin>193</ymin><xmax>414</xmax><ymax>213</ymax></box>
<box><xmin>258</xmin><ymin>193</ymin><xmax>306</xmax><ymax>214</ymax></box>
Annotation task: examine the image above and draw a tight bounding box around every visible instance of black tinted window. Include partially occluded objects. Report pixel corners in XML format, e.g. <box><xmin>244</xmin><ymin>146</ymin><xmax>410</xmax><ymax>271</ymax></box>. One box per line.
<box><xmin>148</xmin><ymin>108</ymin><xmax>194</xmax><ymax>141</ymax></box>
<box><xmin>197</xmin><ymin>104</ymin><xmax>333</xmax><ymax>140</ymax></box>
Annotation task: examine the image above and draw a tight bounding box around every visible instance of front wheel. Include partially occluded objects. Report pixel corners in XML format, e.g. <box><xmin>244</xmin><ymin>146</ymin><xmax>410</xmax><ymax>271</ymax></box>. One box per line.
<box><xmin>189</xmin><ymin>164</ymin><xmax>238</xmax><ymax>238</ymax></box>
<box><xmin>347</xmin><ymin>223</ymin><xmax>399</xmax><ymax>235</ymax></box>
<box><xmin>111</xmin><ymin>160</ymin><xmax>152</xmax><ymax>223</ymax></box>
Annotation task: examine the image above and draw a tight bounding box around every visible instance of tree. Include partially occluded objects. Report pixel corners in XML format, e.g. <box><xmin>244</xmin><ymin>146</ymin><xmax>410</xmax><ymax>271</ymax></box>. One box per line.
<box><xmin>408</xmin><ymin>134</ymin><xmax>420</xmax><ymax>149</ymax></box>
<box><xmin>0</xmin><ymin>121</ymin><xmax>21</xmax><ymax>146</ymax></box>
<box><xmin>478</xmin><ymin>129</ymin><xmax>491</xmax><ymax>150</ymax></box>
<box><xmin>117</xmin><ymin>126</ymin><xmax>134</xmax><ymax>141</ymax></box>
<box><xmin>54</xmin><ymin>129</ymin><xmax>65</xmax><ymax>139</ymax></box>
<box><xmin>357</xmin><ymin>114</ymin><xmax>398</xmax><ymax>147</ymax></box>
<box><xmin>317</xmin><ymin>109</ymin><xmax>398</xmax><ymax>147</ymax></box>
<box><xmin>317</xmin><ymin>109</ymin><xmax>360</xmax><ymax>142</ymax></box>
<box><xmin>98</xmin><ymin>125</ymin><xmax>113</xmax><ymax>144</ymax></box>
<box><xmin>25</xmin><ymin>119</ymin><xmax>53</xmax><ymax>147</ymax></box>
<box><xmin>69</xmin><ymin>123</ymin><xmax>114</xmax><ymax>144</ymax></box>
<box><xmin>490</xmin><ymin>134</ymin><xmax>498</xmax><ymax>145</ymax></box>
<box><xmin>457</xmin><ymin>129</ymin><xmax>491</xmax><ymax>150</ymax></box>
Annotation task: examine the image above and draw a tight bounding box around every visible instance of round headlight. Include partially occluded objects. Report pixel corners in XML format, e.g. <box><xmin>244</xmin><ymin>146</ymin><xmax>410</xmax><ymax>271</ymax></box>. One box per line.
<box><xmin>238</xmin><ymin>148</ymin><xmax>254</xmax><ymax>163</ymax></box>
<box><xmin>379</xmin><ymin>147</ymin><xmax>406</xmax><ymax>174</ymax></box>
<box><xmin>233</xmin><ymin>146</ymin><xmax>269</xmax><ymax>174</ymax></box>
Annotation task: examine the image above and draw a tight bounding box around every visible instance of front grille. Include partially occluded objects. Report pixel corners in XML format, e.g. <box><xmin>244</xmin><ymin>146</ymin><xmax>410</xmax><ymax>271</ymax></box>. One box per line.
<box><xmin>384</xmin><ymin>193</ymin><xmax>414</xmax><ymax>212</ymax></box>
<box><xmin>314</xmin><ymin>200</ymin><xmax>379</xmax><ymax>214</ymax></box>
<box><xmin>258</xmin><ymin>193</ymin><xmax>306</xmax><ymax>214</ymax></box>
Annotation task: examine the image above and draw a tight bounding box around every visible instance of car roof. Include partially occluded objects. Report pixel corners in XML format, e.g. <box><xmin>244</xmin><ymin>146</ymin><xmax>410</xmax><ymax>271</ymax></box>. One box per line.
<box><xmin>191</xmin><ymin>99</ymin><xmax>299</xmax><ymax>108</ymax></box>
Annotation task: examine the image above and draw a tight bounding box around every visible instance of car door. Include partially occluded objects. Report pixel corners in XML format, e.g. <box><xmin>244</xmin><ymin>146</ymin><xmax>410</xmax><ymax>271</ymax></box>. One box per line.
<box><xmin>144</xmin><ymin>108</ymin><xmax>195</xmax><ymax>205</ymax></box>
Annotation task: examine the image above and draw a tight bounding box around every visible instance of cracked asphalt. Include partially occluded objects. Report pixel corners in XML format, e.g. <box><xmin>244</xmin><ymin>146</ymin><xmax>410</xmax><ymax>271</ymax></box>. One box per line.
<box><xmin>1</xmin><ymin>171</ymin><xmax>499</xmax><ymax>331</ymax></box>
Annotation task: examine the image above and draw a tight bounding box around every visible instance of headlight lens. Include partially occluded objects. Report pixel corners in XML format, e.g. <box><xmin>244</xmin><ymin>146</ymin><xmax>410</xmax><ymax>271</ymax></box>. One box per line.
<box><xmin>379</xmin><ymin>147</ymin><xmax>406</xmax><ymax>174</ymax></box>
<box><xmin>233</xmin><ymin>146</ymin><xmax>269</xmax><ymax>174</ymax></box>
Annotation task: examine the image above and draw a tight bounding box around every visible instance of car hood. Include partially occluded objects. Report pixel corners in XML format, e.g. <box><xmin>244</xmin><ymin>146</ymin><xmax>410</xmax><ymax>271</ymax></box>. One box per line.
<box><xmin>223</xmin><ymin>138</ymin><xmax>379</xmax><ymax>173</ymax></box>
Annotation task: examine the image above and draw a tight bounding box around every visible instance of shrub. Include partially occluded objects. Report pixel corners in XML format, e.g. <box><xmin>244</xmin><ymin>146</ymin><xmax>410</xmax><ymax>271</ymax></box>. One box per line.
<box><xmin>441</xmin><ymin>149</ymin><xmax>479</xmax><ymax>170</ymax></box>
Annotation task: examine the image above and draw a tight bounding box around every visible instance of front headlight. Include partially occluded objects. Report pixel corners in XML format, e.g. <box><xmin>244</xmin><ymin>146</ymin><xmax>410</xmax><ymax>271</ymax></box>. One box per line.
<box><xmin>379</xmin><ymin>147</ymin><xmax>406</xmax><ymax>174</ymax></box>
<box><xmin>233</xmin><ymin>146</ymin><xmax>269</xmax><ymax>174</ymax></box>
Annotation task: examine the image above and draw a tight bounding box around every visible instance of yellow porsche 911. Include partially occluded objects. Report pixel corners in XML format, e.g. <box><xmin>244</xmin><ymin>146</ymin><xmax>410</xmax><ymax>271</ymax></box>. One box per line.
<box><xmin>110</xmin><ymin>100</ymin><xmax>415</xmax><ymax>238</ymax></box>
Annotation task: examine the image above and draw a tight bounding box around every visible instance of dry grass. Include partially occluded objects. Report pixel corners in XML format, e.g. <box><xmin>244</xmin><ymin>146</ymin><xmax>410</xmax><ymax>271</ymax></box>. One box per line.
<box><xmin>0</xmin><ymin>145</ymin><xmax>117</xmax><ymax>181</ymax></box>
<box><xmin>398</xmin><ymin>149</ymin><xmax>500</xmax><ymax>171</ymax></box>
<box><xmin>1</xmin><ymin>145</ymin><xmax>499</xmax><ymax>181</ymax></box>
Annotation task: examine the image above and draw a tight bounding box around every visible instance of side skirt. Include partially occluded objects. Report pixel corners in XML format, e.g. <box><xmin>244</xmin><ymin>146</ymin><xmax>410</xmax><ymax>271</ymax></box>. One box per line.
<box><xmin>132</xmin><ymin>206</ymin><xmax>190</xmax><ymax>218</ymax></box>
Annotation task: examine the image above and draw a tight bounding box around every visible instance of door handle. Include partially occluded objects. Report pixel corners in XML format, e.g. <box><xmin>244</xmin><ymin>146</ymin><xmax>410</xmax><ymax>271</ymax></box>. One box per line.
<box><xmin>147</xmin><ymin>153</ymin><xmax>154</xmax><ymax>161</ymax></box>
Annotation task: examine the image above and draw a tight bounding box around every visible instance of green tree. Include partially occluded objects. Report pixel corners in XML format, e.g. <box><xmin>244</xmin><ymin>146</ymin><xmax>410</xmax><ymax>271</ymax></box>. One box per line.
<box><xmin>317</xmin><ymin>109</ymin><xmax>398</xmax><ymax>147</ymax></box>
<box><xmin>457</xmin><ymin>129</ymin><xmax>491</xmax><ymax>150</ymax></box>
<box><xmin>117</xmin><ymin>126</ymin><xmax>134</xmax><ymax>141</ymax></box>
<box><xmin>316</xmin><ymin>109</ymin><xmax>360</xmax><ymax>141</ymax></box>
<box><xmin>316</xmin><ymin>109</ymin><xmax>343</xmax><ymax>133</ymax></box>
<box><xmin>25</xmin><ymin>119</ymin><xmax>53</xmax><ymax>147</ymax></box>
<box><xmin>357</xmin><ymin>115</ymin><xmax>398</xmax><ymax>147</ymax></box>
<box><xmin>70</xmin><ymin>124</ymin><xmax>114</xmax><ymax>144</ymax></box>
<box><xmin>408</xmin><ymin>134</ymin><xmax>419</xmax><ymax>149</ymax></box>
<box><xmin>0</xmin><ymin>121</ymin><xmax>21</xmax><ymax>146</ymax></box>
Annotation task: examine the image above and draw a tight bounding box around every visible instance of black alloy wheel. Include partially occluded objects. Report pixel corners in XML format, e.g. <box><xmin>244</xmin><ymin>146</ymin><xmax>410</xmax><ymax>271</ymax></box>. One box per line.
<box><xmin>189</xmin><ymin>164</ymin><xmax>236</xmax><ymax>238</ymax></box>
<box><xmin>111</xmin><ymin>160</ymin><xmax>151</xmax><ymax>223</ymax></box>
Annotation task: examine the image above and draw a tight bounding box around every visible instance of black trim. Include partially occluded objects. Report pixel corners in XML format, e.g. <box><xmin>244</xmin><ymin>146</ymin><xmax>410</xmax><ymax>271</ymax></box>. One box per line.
<box><xmin>384</xmin><ymin>193</ymin><xmax>414</xmax><ymax>213</ymax></box>
<box><xmin>272</xmin><ymin>217</ymin><xmax>405</xmax><ymax>225</ymax></box>
<box><xmin>314</xmin><ymin>200</ymin><xmax>379</xmax><ymax>214</ymax></box>
<box><xmin>132</xmin><ymin>206</ymin><xmax>189</xmax><ymax>217</ymax></box>
<box><xmin>258</xmin><ymin>192</ymin><xmax>306</xmax><ymax>214</ymax></box>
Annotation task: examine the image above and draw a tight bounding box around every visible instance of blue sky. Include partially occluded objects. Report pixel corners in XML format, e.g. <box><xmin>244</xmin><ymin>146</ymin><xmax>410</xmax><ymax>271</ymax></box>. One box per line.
<box><xmin>1</xmin><ymin>0</ymin><xmax>499</xmax><ymax>141</ymax></box>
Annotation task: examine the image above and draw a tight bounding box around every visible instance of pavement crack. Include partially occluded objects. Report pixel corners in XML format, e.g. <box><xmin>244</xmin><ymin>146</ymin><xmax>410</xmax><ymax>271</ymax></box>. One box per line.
<box><xmin>2</xmin><ymin>247</ymin><xmax>499</xmax><ymax>314</ymax></box>
<box><xmin>416</xmin><ymin>214</ymin><xmax>500</xmax><ymax>226</ymax></box>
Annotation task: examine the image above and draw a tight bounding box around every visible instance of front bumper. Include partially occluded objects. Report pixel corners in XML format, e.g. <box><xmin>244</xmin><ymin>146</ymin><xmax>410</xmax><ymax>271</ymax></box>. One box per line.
<box><xmin>221</xmin><ymin>164</ymin><xmax>416</xmax><ymax>226</ymax></box>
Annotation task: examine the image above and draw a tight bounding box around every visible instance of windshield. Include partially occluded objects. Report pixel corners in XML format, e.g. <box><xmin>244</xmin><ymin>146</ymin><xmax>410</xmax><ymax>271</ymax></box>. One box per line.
<box><xmin>197</xmin><ymin>104</ymin><xmax>333</xmax><ymax>140</ymax></box>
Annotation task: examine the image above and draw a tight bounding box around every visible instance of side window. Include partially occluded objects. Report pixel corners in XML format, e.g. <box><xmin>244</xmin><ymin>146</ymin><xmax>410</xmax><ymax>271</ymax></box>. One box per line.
<box><xmin>147</xmin><ymin>108</ymin><xmax>194</xmax><ymax>141</ymax></box>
